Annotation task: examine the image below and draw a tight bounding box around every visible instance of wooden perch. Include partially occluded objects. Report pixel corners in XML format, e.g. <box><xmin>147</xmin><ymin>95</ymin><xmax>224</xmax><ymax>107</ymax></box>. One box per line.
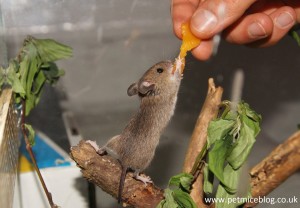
<box><xmin>244</xmin><ymin>130</ymin><xmax>300</xmax><ymax>207</ymax></box>
<box><xmin>182</xmin><ymin>78</ymin><xmax>223</xmax><ymax>207</ymax></box>
<box><xmin>70</xmin><ymin>131</ymin><xmax>300</xmax><ymax>208</ymax></box>
<box><xmin>70</xmin><ymin>141</ymin><xmax>164</xmax><ymax>207</ymax></box>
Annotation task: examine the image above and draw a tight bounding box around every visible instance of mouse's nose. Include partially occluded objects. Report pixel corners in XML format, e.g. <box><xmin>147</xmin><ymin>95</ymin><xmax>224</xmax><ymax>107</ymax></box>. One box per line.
<box><xmin>172</xmin><ymin>57</ymin><xmax>184</xmax><ymax>76</ymax></box>
<box><xmin>164</xmin><ymin>60</ymin><xmax>173</xmax><ymax>68</ymax></box>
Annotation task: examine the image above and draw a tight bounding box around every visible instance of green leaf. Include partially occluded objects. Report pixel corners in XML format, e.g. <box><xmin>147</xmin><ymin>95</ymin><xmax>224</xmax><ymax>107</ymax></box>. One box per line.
<box><xmin>32</xmin><ymin>71</ymin><xmax>46</xmax><ymax>95</ymax></box>
<box><xmin>25</xmin><ymin>56</ymin><xmax>41</xmax><ymax>95</ymax></box>
<box><xmin>41</xmin><ymin>62</ymin><xmax>65</xmax><ymax>84</ymax></box>
<box><xmin>223</xmin><ymin>111</ymin><xmax>238</xmax><ymax>120</ymax></box>
<box><xmin>13</xmin><ymin>36</ymin><xmax>72</xmax><ymax>116</ymax></box>
<box><xmin>173</xmin><ymin>189</ymin><xmax>197</xmax><ymax>208</ymax></box>
<box><xmin>25</xmin><ymin>93</ymin><xmax>36</xmax><ymax>116</ymax></box>
<box><xmin>169</xmin><ymin>173</ymin><xmax>194</xmax><ymax>192</ymax></box>
<box><xmin>215</xmin><ymin>182</ymin><xmax>237</xmax><ymax>208</ymax></box>
<box><xmin>19</xmin><ymin>55</ymin><xmax>30</xmax><ymax>93</ymax></box>
<box><xmin>11</xmin><ymin>59</ymin><xmax>20</xmax><ymax>73</ymax></box>
<box><xmin>221</xmin><ymin>164</ymin><xmax>240</xmax><ymax>194</ymax></box>
<box><xmin>215</xmin><ymin>165</ymin><xmax>248</xmax><ymax>208</ymax></box>
<box><xmin>203</xmin><ymin>163</ymin><xmax>214</xmax><ymax>194</ymax></box>
<box><xmin>227</xmin><ymin>114</ymin><xmax>260</xmax><ymax>169</ymax></box>
<box><xmin>207</xmin><ymin>119</ymin><xmax>235</xmax><ymax>147</ymax></box>
<box><xmin>14</xmin><ymin>95</ymin><xmax>22</xmax><ymax>104</ymax></box>
<box><xmin>208</xmin><ymin>135</ymin><xmax>233</xmax><ymax>187</ymax></box>
<box><xmin>0</xmin><ymin>67</ymin><xmax>6</xmax><ymax>91</ymax></box>
<box><xmin>290</xmin><ymin>30</ymin><xmax>300</xmax><ymax>46</ymax></box>
<box><xmin>156</xmin><ymin>189</ymin><xmax>178</xmax><ymax>208</ymax></box>
<box><xmin>6</xmin><ymin>62</ymin><xmax>26</xmax><ymax>97</ymax></box>
<box><xmin>33</xmin><ymin>84</ymin><xmax>44</xmax><ymax>106</ymax></box>
<box><xmin>239</xmin><ymin>101</ymin><xmax>262</xmax><ymax>128</ymax></box>
<box><xmin>205</xmin><ymin>101</ymin><xmax>261</xmax><ymax>208</ymax></box>
<box><xmin>190</xmin><ymin>142</ymin><xmax>207</xmax><ymax>175</ymax></box>
<box><xmin>30</xmin><ymin>36</ymin><xmax>73</xmax><ymax>62</ymax></box>
<box><xmin>24</xmin><ymin>124</ymin><xmax>35</xmax><ymax>145</ymax></box>
<box><xmin>158</xmin><ymin>175</ymin><xmax>197</xmax><ymax>208</ymax></box>
<box><xmin>238</xmin><ymin>102</ymin><xmax>261</xmax><ymax>137</ymax></box>
<box><xmin>179</xmin><ymin>175</ymin><xmax>193</xmax><ymax>193</ymax></box>
<box><xmin>156</xmin><ymin>200</ymin><xmax>166</xmax><ymax>208</ymax></box>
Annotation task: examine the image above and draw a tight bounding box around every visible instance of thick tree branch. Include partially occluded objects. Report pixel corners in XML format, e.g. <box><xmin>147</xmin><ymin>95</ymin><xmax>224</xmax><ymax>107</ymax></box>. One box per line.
<box><xmin>182</xmin><ymin>78</ymin><xmax>223</xmax><ymax>207</ymax></box>
<box><xmin>70</xmin><ymin>131</ymin><xmax>300</xmax><ymax>208</ymax></box>
<box><xmin>70</xmin><ymin>141</ymin><xmax>164</xmax><ymax>208</ymax></box>
<box><xmin>244</xmin><ymin>131</ymin><xmax>300</xmax><ymax>207</ymax></box>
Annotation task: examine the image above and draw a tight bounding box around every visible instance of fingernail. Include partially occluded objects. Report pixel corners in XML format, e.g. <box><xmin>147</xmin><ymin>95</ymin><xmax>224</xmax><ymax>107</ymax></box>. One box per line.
<box><xmin>248</xmin><ymin>22</ymin><xmax>267</xmax><ymax>39</ymax></box>
<box><xmin>191</xmin><ymin>9</ymin><xmax>217</xmax><ymax>34</ymax></box>
<box><xmin>275</xmin><ymin>12</ymin><xmax>295</xmax><ymax>29</ymax></box>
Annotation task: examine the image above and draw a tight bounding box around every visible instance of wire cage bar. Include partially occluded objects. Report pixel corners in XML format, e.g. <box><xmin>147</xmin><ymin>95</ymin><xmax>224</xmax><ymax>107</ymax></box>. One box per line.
<box><xmin>0</xmin><ymin>88</ymin><xmax>20</xmax><ymax>208</ymax></box>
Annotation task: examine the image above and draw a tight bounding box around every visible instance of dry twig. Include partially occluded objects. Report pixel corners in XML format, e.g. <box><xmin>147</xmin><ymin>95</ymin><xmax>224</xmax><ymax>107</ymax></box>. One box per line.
<box><xmin>21</xmin><ymin>101</ymin><xmax>58</xmax><ymax>208</ymax></box>
<box><xmin>182</xmin><ymin>78</ymin><xmax>223</xmax><ymax>207</ymax></box>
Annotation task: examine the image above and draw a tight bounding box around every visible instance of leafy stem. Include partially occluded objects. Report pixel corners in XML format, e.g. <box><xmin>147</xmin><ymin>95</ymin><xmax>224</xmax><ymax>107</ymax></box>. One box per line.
<box><xmin>220</xmin><ymin>100</ymin><xmax>231</xmax><ymax>119</ymax></box>
<box><xmin>21</xmin><ymin>100</ymin><xmax>58</xmax><ymax>208</ymax></box>
<box><xmin>157</xmin><ymin>173</ymin><xmax>197</xmax><ymax>208</ymax></box>
<box><xmin>204</xmin><ymin>101</ymin><xmax>261</xmax><ymax>208</ymax></box>
<box><xmin>190</xmin><ymin>142</ymin><xmax>207</xmax><ymax>176</ymax></box>
<box><xmin>0</xmin><ymin>36</ymin><xmax>73</xmax><ymax>208</ymax></box>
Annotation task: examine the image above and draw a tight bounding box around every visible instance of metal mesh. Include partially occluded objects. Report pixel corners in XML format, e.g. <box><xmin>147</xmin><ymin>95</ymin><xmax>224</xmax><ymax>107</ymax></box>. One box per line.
<box><xmin>0</xmin><ymin>89</ymin><xmax>20</xmax><ymax>208</ymax></box>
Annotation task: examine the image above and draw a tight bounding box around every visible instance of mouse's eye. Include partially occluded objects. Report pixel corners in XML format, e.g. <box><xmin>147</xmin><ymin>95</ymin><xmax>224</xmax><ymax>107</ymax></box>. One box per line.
<box><xmin>157</xmin><ymin>68</ymin><xmax>164</xmax><ymax>73</ymax></box>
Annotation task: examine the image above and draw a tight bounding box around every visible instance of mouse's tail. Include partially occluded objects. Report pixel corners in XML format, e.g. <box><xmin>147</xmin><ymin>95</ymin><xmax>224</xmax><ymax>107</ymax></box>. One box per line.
<box><xmin>118</xmin><ymin>166</ymin><xmax>128</xmax><ymax>203</ymax></box>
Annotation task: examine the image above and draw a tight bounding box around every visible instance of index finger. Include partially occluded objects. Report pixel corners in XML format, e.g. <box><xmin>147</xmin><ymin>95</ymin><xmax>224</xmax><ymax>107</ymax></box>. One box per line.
<box><xmin>171</xmin><ymin>0</ymin><xmax>199</xmax><ymax>39</ymax></box>
<box><xmin>190</xmin><ymin>0</ymin><xmax>258</xmax><ymax>39</ymax></box>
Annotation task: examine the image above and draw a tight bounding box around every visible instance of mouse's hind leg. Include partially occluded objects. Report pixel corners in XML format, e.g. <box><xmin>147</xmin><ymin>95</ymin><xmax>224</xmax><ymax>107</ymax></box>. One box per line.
<box><xmin>133</xmin><ymin>170</ymin><xmax>153</xmax><ymax>185</ymax></box>
<box><xmin>102</xmin><ymin>146</ymin><xmax>120</xmax><ymax>160</ymax></box>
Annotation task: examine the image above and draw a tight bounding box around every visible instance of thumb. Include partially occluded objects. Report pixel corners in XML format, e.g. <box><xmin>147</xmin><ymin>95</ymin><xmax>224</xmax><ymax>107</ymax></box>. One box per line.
<box><xmin>190</xmin><ymin>0</ymin><xmax>257</xmax><ymax>39</ymax></box>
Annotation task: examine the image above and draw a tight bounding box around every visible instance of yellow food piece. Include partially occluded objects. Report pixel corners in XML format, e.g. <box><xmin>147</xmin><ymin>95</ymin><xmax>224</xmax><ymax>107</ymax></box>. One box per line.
<box><xmin>180</xmin><ymin>22</ymin><xmax>201</xmax><ymax>58</ymax></box>
<box><xmin>173</xmin><ymin>22</ymin><xmax>201</xmax><ymax>74</ymax></box>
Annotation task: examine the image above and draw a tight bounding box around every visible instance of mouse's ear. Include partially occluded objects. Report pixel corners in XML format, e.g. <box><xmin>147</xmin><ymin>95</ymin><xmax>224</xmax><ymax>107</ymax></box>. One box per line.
<box><xmin>127</xmin><ymin>82</ymin><xmax>138</xmax><ymax>96</ymax></box>
<box><xmin>139</xmin><ymin>81</ymin><xmax>155</xmax><ymax>95</ymax></box>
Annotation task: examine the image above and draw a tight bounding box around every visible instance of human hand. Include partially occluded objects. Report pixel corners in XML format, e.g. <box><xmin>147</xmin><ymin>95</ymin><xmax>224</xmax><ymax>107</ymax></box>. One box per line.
<box><xmin>172</xmin><ymin>0</ymin><xmax>300</xmax><ymax>60</ymax></box>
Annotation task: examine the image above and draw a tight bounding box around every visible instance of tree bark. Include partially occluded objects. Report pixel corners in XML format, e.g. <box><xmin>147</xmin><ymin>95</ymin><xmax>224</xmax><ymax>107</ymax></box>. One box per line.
<box><xmin>70</xmin><ymin>141</ymin><xmax>164</xmax><ymax>208</ymax></box>
<box><xmin>244</xmin><ymin>131</ymin><xmax>300</xmax><ymax>207</ymax></box>
<box><xmin>182</xmin><ymin>78</ymin><xmax>223</xmax><ymax>207</ymax></box>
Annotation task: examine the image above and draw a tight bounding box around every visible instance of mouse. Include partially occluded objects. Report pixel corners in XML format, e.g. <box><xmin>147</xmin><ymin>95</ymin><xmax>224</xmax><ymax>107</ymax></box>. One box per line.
<box><xmin>87</xmin><ymin>59</ymin><xmax>182</xmax><ymax>203</ymax></box>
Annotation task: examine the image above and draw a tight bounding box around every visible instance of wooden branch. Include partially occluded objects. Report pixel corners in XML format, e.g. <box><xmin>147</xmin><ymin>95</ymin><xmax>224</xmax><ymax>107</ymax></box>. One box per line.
<box><xmin>182</xmin><ymin>78</ymin><xmax>223</xmax><ymax>207</ymax></box>
<box><xmin>70</xmin><ymin>140</ymin><xmax>164</xmax><ymax>208</ymax></box>
<box><xmin>71</xmin><ymin>131</ymin><xmax>300</xmax><ymax>208</ymax></box>
<box><xmin>244</xmin><ymin>131</ymin><xmax>300</xmax><ymax>207</ymax></box>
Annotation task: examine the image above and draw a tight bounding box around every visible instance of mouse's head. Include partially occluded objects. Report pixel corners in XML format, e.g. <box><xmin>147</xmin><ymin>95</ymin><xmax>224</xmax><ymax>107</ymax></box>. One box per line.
<box><xmin>127</xmin><ymin>60</ymin><xmax>182</xmax><ymax>98</ymax></box>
